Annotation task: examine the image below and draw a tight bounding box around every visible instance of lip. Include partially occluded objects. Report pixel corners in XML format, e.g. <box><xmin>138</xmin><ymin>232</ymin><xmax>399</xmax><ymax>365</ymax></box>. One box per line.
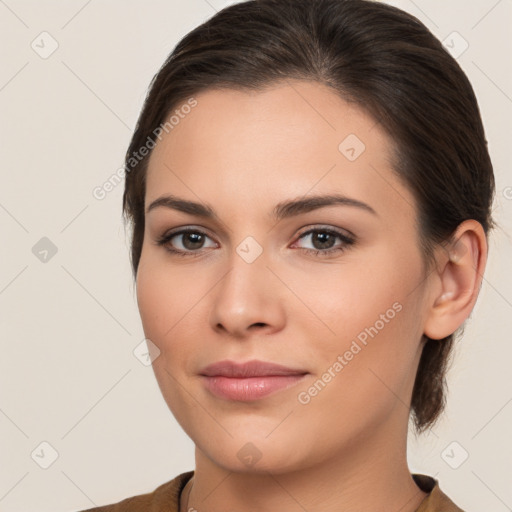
<box><xmin>199</xmin><ymin>359</ymin><xmax>308</xmax><ymax>377</ymax></box>
<box><xmin>199</xmin><ymin>359</ymin><xmax>309</xmax><ymax>401</ymax></box>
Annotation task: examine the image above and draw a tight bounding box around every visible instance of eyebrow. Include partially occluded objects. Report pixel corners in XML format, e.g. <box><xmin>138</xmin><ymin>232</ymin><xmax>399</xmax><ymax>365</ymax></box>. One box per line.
<box><xmin>146</xmin><ymin>193</ymin><xmax>378</xmax><ymax>220</ymax></box>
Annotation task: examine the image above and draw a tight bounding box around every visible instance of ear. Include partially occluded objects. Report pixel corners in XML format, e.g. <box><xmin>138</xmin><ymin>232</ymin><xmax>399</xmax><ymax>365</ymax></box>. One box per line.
<box><xmin>423</xmin><ymin>220</ymin><xmax>488</xmax><ymax>340</ymax></box>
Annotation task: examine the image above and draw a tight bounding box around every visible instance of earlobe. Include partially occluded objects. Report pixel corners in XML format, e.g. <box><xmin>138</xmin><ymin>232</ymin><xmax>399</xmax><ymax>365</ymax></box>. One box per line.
<box><xmin>423</xmin><ymin>220</ymin><xmax>488</xmax><ymax>340</ymax></box>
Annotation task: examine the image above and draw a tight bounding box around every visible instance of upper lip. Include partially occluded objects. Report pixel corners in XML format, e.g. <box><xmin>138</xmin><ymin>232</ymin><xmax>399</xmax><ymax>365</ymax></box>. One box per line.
<box><xmin>199</xmin><ymin>359</ymin><xmax>308</xmax><ymax>378</ymax></box>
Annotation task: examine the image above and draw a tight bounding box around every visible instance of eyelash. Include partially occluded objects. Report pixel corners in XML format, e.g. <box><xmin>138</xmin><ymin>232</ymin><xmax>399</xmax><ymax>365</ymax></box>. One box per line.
<box><xmin>155</xmin><ymin>226</ymin><xmax>356</xmax><ymax>259</ymax></box>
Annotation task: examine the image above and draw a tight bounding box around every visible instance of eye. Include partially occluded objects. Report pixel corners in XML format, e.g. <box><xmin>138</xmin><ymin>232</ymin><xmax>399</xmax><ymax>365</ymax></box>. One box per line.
<box><xmin>155</xmin><ymin>227</ymin><xmax>217</xmax><ymax>257</ymax></box>
<box><xmin>155</xmin><ymin>225</ymin><xmax>356</xmax><ymax>259</ymax></box>
<box><xmin>292</xmin><ymin>226</ymin><xmax>356</xmax><ymax>257</ymax></box>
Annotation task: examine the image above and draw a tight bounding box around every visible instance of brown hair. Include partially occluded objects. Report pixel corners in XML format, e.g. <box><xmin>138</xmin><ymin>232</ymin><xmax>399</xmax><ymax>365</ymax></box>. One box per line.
<box><xmin>122</xmin><ymin>0</ymin><xmax>496</xmax><ymax>435</ymax></box>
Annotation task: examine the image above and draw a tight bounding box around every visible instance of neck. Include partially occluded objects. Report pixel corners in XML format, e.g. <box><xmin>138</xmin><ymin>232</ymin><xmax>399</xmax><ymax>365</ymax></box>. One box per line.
<box><xmin>181</xmin><ymin>414</ymin><xmax>428</xmax><ymax>512</ymax></box>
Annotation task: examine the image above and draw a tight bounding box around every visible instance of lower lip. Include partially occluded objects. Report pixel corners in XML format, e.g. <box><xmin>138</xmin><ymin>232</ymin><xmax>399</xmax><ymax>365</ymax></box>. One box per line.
<box><xmin>201</xmin><ymin>374</ymin><xmax>308</xmax><ymax>401</ymax></box>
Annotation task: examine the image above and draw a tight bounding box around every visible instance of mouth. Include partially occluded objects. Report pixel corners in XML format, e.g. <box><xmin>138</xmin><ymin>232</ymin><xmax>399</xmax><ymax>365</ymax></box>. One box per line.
<box><xmin>199</xmin><ymin>359</ymin><xmax>309</xmax><ymax>401</ymax></box>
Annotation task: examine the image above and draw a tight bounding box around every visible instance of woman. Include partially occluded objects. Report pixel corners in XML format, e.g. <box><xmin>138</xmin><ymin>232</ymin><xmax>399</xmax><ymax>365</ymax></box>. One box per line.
<box><xmin>81</xmin><ymin>0</ymin><xmax>495</xmax><ymax>510</ymax></box>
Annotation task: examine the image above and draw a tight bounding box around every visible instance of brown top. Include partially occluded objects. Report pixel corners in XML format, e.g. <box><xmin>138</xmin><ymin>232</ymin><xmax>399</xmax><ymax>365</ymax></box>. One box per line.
<box><xmin>78</xmin><ymin>471</ymin><xmax>465</xmax><ymax>512</ymax></box>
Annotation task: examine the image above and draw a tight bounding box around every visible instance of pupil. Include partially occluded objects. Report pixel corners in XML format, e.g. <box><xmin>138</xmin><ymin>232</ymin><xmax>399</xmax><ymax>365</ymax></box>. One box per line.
<box><xmin>314</xmin><ymin>232</ymin><xmax>334</xmax><ymax>249</ymax></box>
<box><xmin>180</xmin><ymin>232</ymin><xmax>336</xmax><ymax>251</ymax></box>
<box><xmin>183</xmin><ymin>233</ymin><xmax>203</xmax><ymax>250</ymax></box>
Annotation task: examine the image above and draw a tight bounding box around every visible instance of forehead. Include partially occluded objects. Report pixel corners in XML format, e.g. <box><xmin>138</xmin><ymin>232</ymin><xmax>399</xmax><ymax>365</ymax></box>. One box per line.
<box><xmin>145</xmin><ymin>80</ymin><xmax>415</xmax><ymax>224</ymax></box>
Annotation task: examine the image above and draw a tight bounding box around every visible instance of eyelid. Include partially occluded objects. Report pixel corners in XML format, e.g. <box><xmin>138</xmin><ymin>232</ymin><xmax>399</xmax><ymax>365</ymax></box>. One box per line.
<box><xmin>156</xmin><ymin>223</ymin><xmax>357</xmax><ymax>260</ymax></box>
<box><xmin>159</xmin><ymin>224</ymin><xmax>217</xmax><ymax>240</ymax></box>
<box><xmin>159</xmin><ymin>226</ymin><xmax>219</xmax><ymax>248</ymax></box>
<box><xmin>158</xmin><ymin>224</ymin><xmax>354</xmax><ymax>245</ymax></box>
<box><xmin>294</xmin><ymin>224</ymin><xmax>355</xmax><ymax>240</ymax></box>
<box><xmin>290</xmin><ymin>225</ymin><xmax>356</xmax><ymax>255</ymax></box>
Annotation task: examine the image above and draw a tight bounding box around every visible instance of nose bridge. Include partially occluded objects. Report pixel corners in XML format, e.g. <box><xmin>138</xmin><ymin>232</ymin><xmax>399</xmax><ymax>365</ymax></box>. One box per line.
<box><xmin>235</xmin><ymin>234</ymin><xmax>266</xmax><ymax>266</ymax></box>
<box><xmin>209</xmin><ymin>234</ymin><xmax>285</xmax><ymax>336</ymax></box>
<box><xmin>219</xmin><ymin>234</ymin><xmax>271</xmax><ymax>304</ymax></box>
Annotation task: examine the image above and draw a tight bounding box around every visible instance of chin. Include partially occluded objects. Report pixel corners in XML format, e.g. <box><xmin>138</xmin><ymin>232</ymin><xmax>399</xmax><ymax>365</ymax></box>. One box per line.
<box><xmin>194</xmin><ymin>429</ymin><xmax>312</xmax><ymax>475</ymax></box>
<box><xmin>213</xmin><ymin>447</ymin><xmax>303</xmax><ymax>475</ymax></box>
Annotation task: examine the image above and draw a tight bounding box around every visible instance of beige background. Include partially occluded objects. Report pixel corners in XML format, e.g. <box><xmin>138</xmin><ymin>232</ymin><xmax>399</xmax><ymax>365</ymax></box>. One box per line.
<box><xmin>1</xmin><ymin>1</ymin><xmax>511</xmax><ymax>510</ymax></box>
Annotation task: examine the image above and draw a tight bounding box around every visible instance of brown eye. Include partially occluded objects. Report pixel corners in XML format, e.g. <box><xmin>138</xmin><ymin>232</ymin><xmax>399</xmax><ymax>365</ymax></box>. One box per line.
<box><xmin>156</xmin><ymin>228</ymin><xmax>217</xmax><ymax>256</ymax></box>
<box><xmin>294</xmin><ymin>227</ymin><xmax>356</xmax><ymax>257</ymax></box>
<box><xmin>179</xmin><ymin>232</ymin><xmax>206</xmax><ymax>250</ymax></box>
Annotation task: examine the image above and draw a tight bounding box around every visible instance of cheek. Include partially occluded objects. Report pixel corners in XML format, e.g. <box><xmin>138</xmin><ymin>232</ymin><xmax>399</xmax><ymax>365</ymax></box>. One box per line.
<box><xmin>296</xmin><ymin>305</ymin><xmax>420</xmax><ymax>449</ymax></box>
<box><xmin>135</xmin><ymin>263</ymin><xmax>199</xmax><ymax>421</ymax></box>
<box><xmin>135</xmin><ymin>261</ymin><xmax>185</xmax><ymax>354</ymax></box>
<box><xmin>298</xmin><ymin>247</ymin><xmax>423</xmax><ymax>388</ymax></box>
<box><xmin>135</xmin><ymin>259</ymin><xmax>210</xmax><ymax>373</ymax></box>
<box><xmin>137</xmin><ymin>255</ymin><xmax>187</xmax><ymax>329</ymax></box>
<box><xmin>136</xmin><ymin>266</ymin><xmax>165</xmax><ymax>342</ymax></box>
<box><xmin>287</xmin><ymin>255</ymin><xmax>404</xmax><ymax>348</ymax></box>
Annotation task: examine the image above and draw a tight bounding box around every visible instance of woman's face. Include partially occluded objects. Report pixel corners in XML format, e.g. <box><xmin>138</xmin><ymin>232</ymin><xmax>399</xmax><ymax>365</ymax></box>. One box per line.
<box><xmin>136</xmin><ymin>80</ymin><xmax>433</xmax><ymax>473</ymax></box>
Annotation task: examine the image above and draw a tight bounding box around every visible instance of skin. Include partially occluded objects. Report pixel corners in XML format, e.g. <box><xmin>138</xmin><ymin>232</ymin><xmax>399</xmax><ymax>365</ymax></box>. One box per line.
<box><xmin>135</xmin><ymin>79</ymin><xmax>487</xmax><ymax>512</ymax></box>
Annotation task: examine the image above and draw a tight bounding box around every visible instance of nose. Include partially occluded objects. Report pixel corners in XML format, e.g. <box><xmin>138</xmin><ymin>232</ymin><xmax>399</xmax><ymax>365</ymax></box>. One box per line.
<box><xmin>209</xmin><ymin>246</ymin><xmax>286</xmax><ymax>339</ymax></box>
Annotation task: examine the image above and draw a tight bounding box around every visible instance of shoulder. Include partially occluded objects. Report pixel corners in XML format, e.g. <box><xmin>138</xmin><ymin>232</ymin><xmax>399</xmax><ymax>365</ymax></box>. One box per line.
<box><xmin>76</xmin><ymin>470</ymin><xmax>194</xmax><ymax>512</ymax></box>
<box><xmin>413</xmin><ymin>473</ymin><xmax>466</xmax><ymax>512</ymax></box>
<box><xmin>74</xmin><ymin>471</ymin><xmax>465</xmax><ymax>511</ymax></box>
